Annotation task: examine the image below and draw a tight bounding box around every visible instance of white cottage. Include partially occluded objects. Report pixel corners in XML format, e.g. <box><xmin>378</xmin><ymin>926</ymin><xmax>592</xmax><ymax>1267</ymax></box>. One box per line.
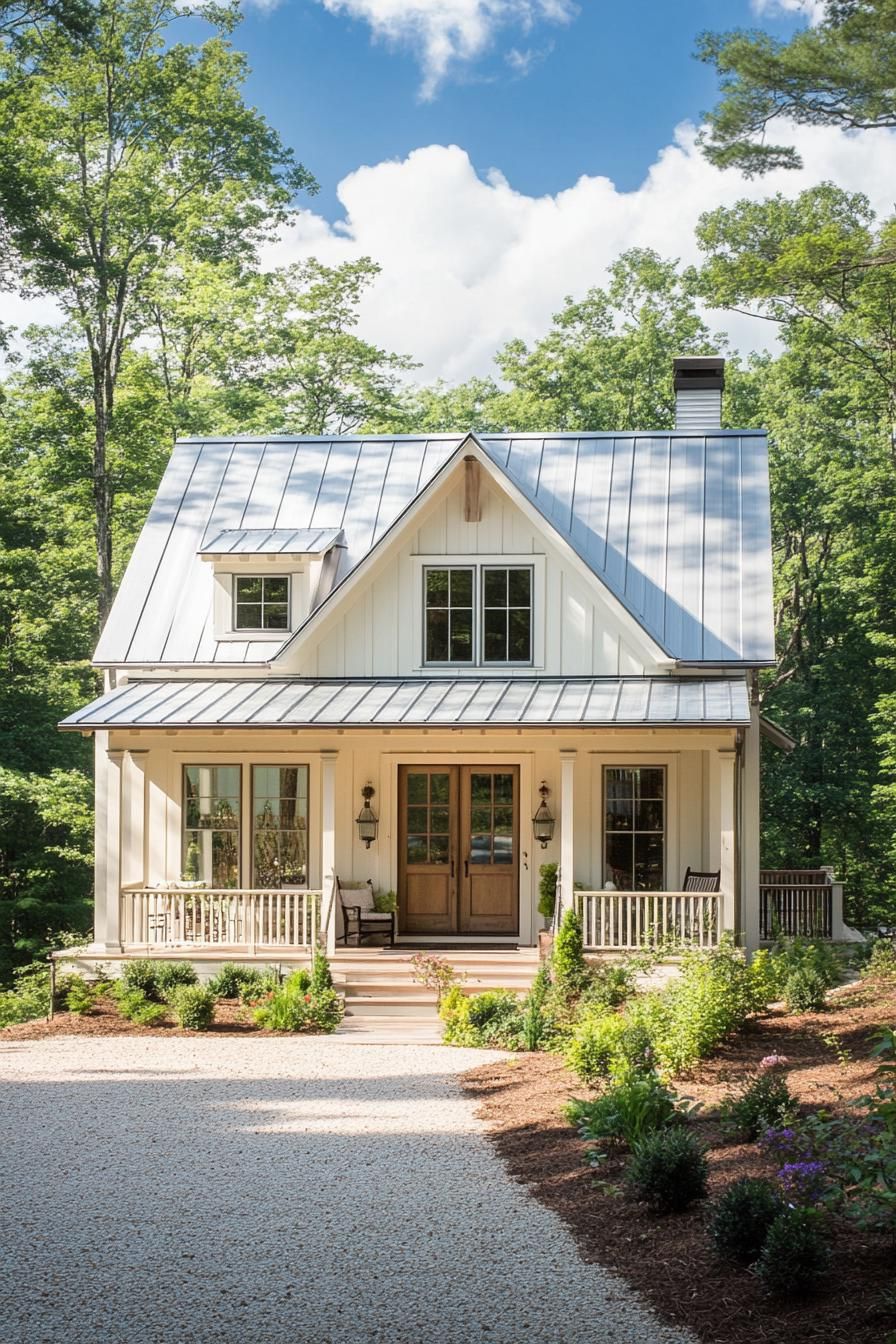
<box><xmin>62</xmin><ymin>357</ymin><xmax>793</xmax><ymax>979</ymax></box>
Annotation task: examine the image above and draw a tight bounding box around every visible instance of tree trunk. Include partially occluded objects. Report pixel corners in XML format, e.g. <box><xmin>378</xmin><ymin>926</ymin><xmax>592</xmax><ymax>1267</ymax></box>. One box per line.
<box><xmin>91</xmin><ymin>357</ymin><xmax>114</xmax><ymax>632</ymax></box>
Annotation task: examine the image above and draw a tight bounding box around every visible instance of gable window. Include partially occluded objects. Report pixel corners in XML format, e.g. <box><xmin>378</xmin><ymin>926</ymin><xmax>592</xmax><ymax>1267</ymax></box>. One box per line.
<box><xmin>425</xmin><ymin>567</ymin><xmax>474</xmax><ymax>663</ymax></box>
<box><xmin>483</xmin><ymin>567</ymin><xmax>532</xmax><ymax>663</ymax></box>
<box><xmin>252</xmin><ymin>765</ymin><xmax>309</xmax><ymax>887</ymax></box>
<box><xmin>604</xmin><ymin>766</ymin><xmax>665</xmax><ymax>891</ymax></box>
<box><xmin>233</xmin><ymin>575</ymin><xmax>290</xmax><ymax>631</ymax></box>
<box><xmin>182</xmin><ymin>765</ymin><xmax>241</xmax><ymax>888</ymax></box>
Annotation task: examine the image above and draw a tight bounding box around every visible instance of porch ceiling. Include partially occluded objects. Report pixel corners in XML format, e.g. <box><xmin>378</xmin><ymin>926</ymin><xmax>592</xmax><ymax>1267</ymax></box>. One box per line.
<box><xmin>59</xmin><ymin>676</ymin><xmax>750</xmax><ymax>731</ymax></box>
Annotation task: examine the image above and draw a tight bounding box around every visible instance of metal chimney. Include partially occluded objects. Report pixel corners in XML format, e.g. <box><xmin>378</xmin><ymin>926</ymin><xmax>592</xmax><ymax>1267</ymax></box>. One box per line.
<box><xmin>673</xmin><ymin>357</ymin><xmax>725</xmax><ymax>431</ymax></box>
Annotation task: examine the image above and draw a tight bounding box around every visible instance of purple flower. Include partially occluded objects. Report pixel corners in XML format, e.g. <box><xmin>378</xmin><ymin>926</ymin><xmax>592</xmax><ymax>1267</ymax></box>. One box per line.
<box><xmin>760</xmin><ymin>1126</ymin><xmax>799</xmax><ymax>1158</ymax></box>
<box><xmin>777</xmin><ymin>1161</ymin><xmax>827</xmax><ymax>1204</ymax></box>
<box><xmin>759</xmin><ymin>1054</ymin><xmax>789</xmax><ymax>1071</ymax></box>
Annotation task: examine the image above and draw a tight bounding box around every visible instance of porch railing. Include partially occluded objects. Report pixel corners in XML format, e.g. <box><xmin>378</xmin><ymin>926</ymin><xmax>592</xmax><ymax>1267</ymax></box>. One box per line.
<box><xmin>576</xmin><ymin>890</ymin><xmax>720</xmax><ymax>952</ymax></box>
<box><xmin>120</xmin><ymin>888</ymin><xmax>322</xmax><ymax>950</ymax></box>
<box><xmin>759</xmin><ymin>870</ymin><xmax>834</xmax><ymax>940</ymax></box>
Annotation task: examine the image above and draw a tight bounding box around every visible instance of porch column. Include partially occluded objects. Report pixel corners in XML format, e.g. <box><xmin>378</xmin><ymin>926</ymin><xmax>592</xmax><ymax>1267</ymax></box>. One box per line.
<box><xmin>93</xmin><ymin>735</ymin><xmax>124</xmax><ymax>952</ymax></box>
<box><xmin>718</xmin><ymin>749</ymin><xmax>737</xmax><ymax>942</ymax></box>
<box><xmin>321</xmin><ymin>751</ymin><xmax>338</xmax><ymax>955</ymax></box>
<box><xmin>741</xmin><ymin>709</ymin><xmax>761</xmax><ymax>954</ymax></box>
<box><xmin>559</xmin><ymin>750</ymin><xmax>576</xmax><ymax>922</ymax></box>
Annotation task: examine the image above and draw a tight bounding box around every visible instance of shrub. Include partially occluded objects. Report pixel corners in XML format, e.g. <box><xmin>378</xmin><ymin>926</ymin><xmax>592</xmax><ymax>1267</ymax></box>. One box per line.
<box><xmin>627</xmin><ymin>1126</ymin><xmax>708</xmax><ymax>1214</ymax></box>
<box><xmin>520</xmin><ymin>963</ymin><xmax>551</xmax><ymax>1051</ymax></box>
<box><xmin>647</xmin><ymin>938</ymin><xmax>754</xmax><ymax>1075</ymax></box>
<box><xmin>552</xmin><ymin>908</ymin><xmax>587</xmax><ymax>994</ymax></box>
<box><xmin>770</xmin><ymin>937</ymin><xmax>840</xmax><ymax>998</ymax></box>
<box><xmin>566</xmin><ymin>1008</ymin><xmax>652</xmax><ymax>1084</ymax></box>
<box><xmin>711</xmin><ymin>1178</ymin><xmax>786</xmax><ymax>1263</ymax></box>
<box><xmin>784</xmin><ymin>967</ymin><xmax>828</xmax><ymax>1013</ymax></box>
<box><xmin>410</xmin><ymin>953</ymin><xmax>464</xmax><ymax>1003</ymax></box>
<box><xmin>113</xmin><ymin>985</ymin><xmax>167</xmax><ymax>1026</ymax></box>
<box><xmin>121</xmin><ymin>958</ymin><xmax>163</xmax><ymax>999</ymax></box>
<box><xmin>776</xmin><ymin>1161</ymin><xmax>828</xmax><ymax>1205</ymax></box>
<box><xmin>206</xmin><ymin>963</ymin><xmax>277</xmax><ymax>1000</ymax></box>
<box><xmin>61</xmin><ymin>975</ymin><xmax>101</xmax><ymax>1015</ymax></box>
<box><xmin>0</xmin><ymin>961</ymin><xmax>51</xmax><ymax>1027</ymax></box>
<box><xmin>439</xmin><ymin>985</ymin><xmax>475</xmax><ymax>1045</ymax></box>
<box><xmin>168</xmin><ymin>985</ymin><xmax>216</xmax><ymax>1030</ymax></box>
<box><xmin>580</xmin><ymin>961</ymin><xmax>637</xmax><ymax>1013</ymax></box>
<box><xmin>756</xmin><ymin>1206</ymin><xmax>831</xmax><ymax>1297</ymax></box>
<box><xmin>538</xmin><ymin>862</ymin><xmax>559</xmax><ymax>922</ymax></box>
<box><xmin>253</xmin><ymin>970</ymin><xmax>343</xmax><ymax>1033</ymax></box>
<box><xmin>566</xmin><ymin>1073</ymin><xmax>681</xmax><ymax>1148</ymax></box>
<box><xmin>155</xmin><ymin>962</ymin><xmax>199</xmax><ymax>997</ymax></box>
<box><xmin>310</xmin><ymin>948</ymin><xmax>334</xmax><ymax>993</ymax></box>
<box><xmin>720</xmin><ymin>1058</ymin><xmax>795</xmax><ymax>1139</ymax></box>
<box><xmin>746</xmin><ymin>948</ymin><xmax>779</xmax><ymax>1011</ymax></box>
<box><xmin>467</xmin><ymin>990</ymin><xmax>524</xmax><ymax>1047</ymax></box>
<box><xmin>861</xmin><ymin>937</ymin><xmax>896</xmax><ymax>981</ymax></box>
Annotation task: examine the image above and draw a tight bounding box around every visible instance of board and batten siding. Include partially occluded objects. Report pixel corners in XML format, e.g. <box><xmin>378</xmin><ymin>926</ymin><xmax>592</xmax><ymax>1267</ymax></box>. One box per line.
<box><xmin>284</xmin><ymin>475</ymin><xmax>659</xmax><ymax>679</ymax></box>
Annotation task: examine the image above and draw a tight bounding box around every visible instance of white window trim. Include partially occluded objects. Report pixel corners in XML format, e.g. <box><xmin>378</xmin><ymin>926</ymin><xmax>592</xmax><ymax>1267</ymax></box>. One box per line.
<box><xmin>591</xmin><ymin>754</ymin><xmax>680</xmax><ymax>893</ymax></box>
<box><xmin>213</xmin><ymin>565</ymin><xmax>308</xmax><ymax>642</ymax></box>
<box><xmin>233</xmin><ymin>573</ymin><xmax>292</xmax><ymax>635</ymax></box>
<box><xmin>411</xmin><ymin>554</ymin><xmax>546</xmax><ymax>673</ymax></box>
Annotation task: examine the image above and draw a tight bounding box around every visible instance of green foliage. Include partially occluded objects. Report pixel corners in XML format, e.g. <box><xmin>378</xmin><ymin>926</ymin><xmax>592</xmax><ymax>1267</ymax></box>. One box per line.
<box><xmin>310</xmin><ymin>948</ymin><xmax>333</xmax><ymax>993</ymax></box>
<box><xmin>168</xmin><ymin>985</ymin><xmax>215</xmax><ymax>1031</ymax></box>
<box><xmin>861</xmin><ymin>937</ymin><xmax>896</xmax><ymax>981</ymax></box>
<box><xmin>697</xmin><ymin>2</ymin><xmax>896</xmax><ymax>174</ymax></box>
<box><xmin>410</xmin><ymin>953</ymin><xmax>465</xmax><ymax>1002</ymax></box>
<box><xmin>520</xmin><ymin>963</ymin><xmax>551</xmax><ymax>1052</ymax></box>
<box><xmin>580</xmin><ymin>961</ymin><xmax>638</xmax><ymax>1014</ymax></box>
<box><xmin>537</xmin><ymin>863</ymin><xmax>558</xmax><ymax>922</ymax></box>
<box><xmin>441</xmin><ymin>988</ymin><xmax>524</xmax><ymax>1048</ymax></box>
<box><xmin>552</xmin><ymin>908</ymin><xmax>587</xmax><ymax>994</ymax></box>
<box><xmin>627</xmin><ymin>1127</ymin><xmax>708</xmax><ymax>1214</ymax></box>
<box><xmin>112</xmin><ymin>984</ymin><xmax>166</xmax><ymax>1027</ymax></box>
<box><xmin>60</xmin><ymin>974</ymin><xmax>101</xmax><ymax>1015</ymax></box>
<box><xmin>0</xmin><ymin>958</ymin><xmax>51</xmax><ymax>1026</ymax></box>
<box><xmin>155</xmin><ymin>963</ymin><xmax>199</xmax><ymax>997</ymax></box>
<box><xmin>372</xmin><ymin>890</ymin><xmax>397</xmax><ymax>913</ymax></box>
<box><xmin>646</xmin><ymin>939</ymin><xmax>760</xmax><ymax>1076</ymax></box>
<box><xmin>710</xmin><ymin>1178</ymin><xmax>787</xmax><ymax>1264</ymax></box>
<box><xmin>566</xmin><ymin>1008</ymin><xmax>653</xmax><ymax>1085</ymax></box>
<box><xmin>121</xmin><ymin>960</ymin><xmax>163</xmax><ymax>999</ymax></box>
<box><xmin>207</xmin><ymin>963</ymin><xmax>278</xmax><ymax>1000</ymax></box>
<box><xmin>785</xmin><ymin>967</ymin><xmax>829</xmax><ymax>1014</ymax></box>
<box><xmin>566</xmin><ymin>1074</ymin><xmax>681</xmax><ymax>1149</ymax></box>
<box><xmin>720</xmin><ymin>1066</ymin><xmax>795</xmax><ymax>1140</ymax></box>
<box><xmin>746</xmin><ymin>948</ymin><xmax>779</xmax><ymax>1011</ymax></box>
<box><xmin>756</xmin><ymin>1207</ymin><xmax>831</xmax><ymax>1297</ymax></box>
<box><xmin>252</xmin><ymin>970</ymin><xmax>343</xmax><ymax>1033</ymax></box>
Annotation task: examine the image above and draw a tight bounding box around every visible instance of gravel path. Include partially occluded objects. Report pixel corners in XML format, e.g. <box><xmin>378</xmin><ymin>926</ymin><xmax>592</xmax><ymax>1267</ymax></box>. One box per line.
<box><xmin>0</xmin><ymin>1036</ymin><xmax>693</xmax><ymax>1344</ymax></box>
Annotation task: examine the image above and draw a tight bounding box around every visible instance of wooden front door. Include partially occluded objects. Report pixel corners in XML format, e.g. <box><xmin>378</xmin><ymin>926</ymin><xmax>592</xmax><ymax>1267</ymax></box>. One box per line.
<box><xmin>398</xmin><ymin>766</ymin><xmax>519</xmax><ymax>937</ymax></box>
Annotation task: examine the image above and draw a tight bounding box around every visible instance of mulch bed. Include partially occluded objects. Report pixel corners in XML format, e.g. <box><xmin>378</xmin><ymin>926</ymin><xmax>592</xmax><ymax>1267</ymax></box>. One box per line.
<box><xmin>461</xmin><ymin>978</ymin><xmax>896</xmax><ymax>1344</ymax></box>
<box><xmin>1</xmin><ymin>994</ymin><xmax>274</xmax><ymax>1039</ymax></box>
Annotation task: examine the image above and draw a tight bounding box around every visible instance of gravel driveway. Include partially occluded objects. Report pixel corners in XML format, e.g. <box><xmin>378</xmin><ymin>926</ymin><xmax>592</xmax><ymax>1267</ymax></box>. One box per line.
<box><xmin>0</xmin><ymin>1036</ymin><xmax>693</xmax><ymax>1344</ymax></box>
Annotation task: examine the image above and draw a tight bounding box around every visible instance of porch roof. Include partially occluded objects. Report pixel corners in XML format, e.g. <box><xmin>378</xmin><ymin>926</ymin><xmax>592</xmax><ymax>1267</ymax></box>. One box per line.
<box><xmin>60</xmin><ymin>676</ymin><xmax>750</xmax><ymax>731</ymax></box>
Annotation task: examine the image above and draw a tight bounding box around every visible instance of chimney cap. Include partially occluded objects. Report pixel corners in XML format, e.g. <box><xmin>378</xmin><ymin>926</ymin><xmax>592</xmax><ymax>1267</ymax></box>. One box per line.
<box><xmin>673</xmin><ymin>356</ymin><xmax>725</xmax><ymax>391</ymax></box>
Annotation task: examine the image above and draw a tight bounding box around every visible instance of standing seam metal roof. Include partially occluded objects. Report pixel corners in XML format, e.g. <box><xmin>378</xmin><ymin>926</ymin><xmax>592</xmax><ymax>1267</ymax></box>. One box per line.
<box><xmin>92</xmin><ymin>432</ymin><xmax>774</xmax><ymax>667</ymax></box>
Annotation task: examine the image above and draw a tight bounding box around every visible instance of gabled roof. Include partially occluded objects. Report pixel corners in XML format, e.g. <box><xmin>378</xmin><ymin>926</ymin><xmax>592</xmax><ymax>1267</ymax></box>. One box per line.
<box><xmin>93</xmin><ymin>431</ymin><xmax>774</xmax><ymax>667</ymax></box>
<box><xmin>60</xmin><ymin>676</ymin><xmax>751</xmax><ymax>731</ymax></box>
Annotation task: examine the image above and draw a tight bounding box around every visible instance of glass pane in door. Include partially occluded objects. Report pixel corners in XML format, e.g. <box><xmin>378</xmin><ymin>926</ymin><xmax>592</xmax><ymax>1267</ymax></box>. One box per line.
<box><xmin>468</xmin><ymin>772</ymin><xmax>515</xmax><ymax>865</ymax></box>
<box><xmin>405</xmin><ymin>772</ymin><xmax>451</xmax><ymax>864</ymax></box>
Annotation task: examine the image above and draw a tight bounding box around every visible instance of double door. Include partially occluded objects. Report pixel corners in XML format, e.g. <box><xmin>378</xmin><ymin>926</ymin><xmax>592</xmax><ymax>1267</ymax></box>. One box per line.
<box><xmin>398</xmin><ymin>766</ymin><xmax>519</xmax><ymax>936</ymax></box>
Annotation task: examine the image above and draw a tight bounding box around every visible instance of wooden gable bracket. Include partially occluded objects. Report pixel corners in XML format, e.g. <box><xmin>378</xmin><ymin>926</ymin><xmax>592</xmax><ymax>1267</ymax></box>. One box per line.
<box><xmin>463</xmin><ymin>455</ymin><xmax>481</xmax><ymax>522</ymax></box>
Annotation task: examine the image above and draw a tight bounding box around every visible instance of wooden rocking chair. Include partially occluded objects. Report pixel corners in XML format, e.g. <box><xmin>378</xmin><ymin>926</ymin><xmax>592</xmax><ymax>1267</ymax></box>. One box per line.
<box><xmin>335</xmin><ymin>877</ymin><xmax>396</xmax><ymax>947</ymax></box>
<box><xmin>682</xmin><ymin>867</ymin><xmax>721</xmax><ymax>893</ymax></box>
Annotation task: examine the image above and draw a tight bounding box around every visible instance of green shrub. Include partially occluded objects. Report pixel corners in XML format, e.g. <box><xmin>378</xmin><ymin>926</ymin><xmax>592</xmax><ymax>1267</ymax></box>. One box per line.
<box><xmin>756</xmin><ymin>1206</ymin><xmax>831</xmax><ymax>1297</ymax></box>
<box><xmin>372</xmin><ymin>889</ymin><xmax>397</xmax><ymax>913</ymax></box>
<box><xmin>168</xmin><ymin>985</ymin><xmax>215</xmax><ymax>1030</ymax></box>
<box><xmin>0</xmin><ymin>961</ymin><xmax>51</xmax><ymax>1027</ymax></box>
<box><xmin>253</xmin><ymin>970</ymin><xmax>343</xmax><ymax>1033</ymax></box>
<box><xmin>439</xmin><ymin>985</ymin><xmax>475</xmax><ymax>1044</ymax></box>
<box><xmin>552</xmin><ymin>908</ymin><xmax>587</xmax><ymax>994</ymax></box>
<box><xmin>770</xmin><ymin>937</ymin><xmax>840</xmax><ymax>996</ymax></box>
<box><xmin>61</xmin><ymin>975</ymin><xmax>101</xmax><ymax>1015</ymax></box>
<box><xmin>468</xmin><ymin>990</ymin><xmax>524</xmax><ymax>1047</ymax></box>
<box><xmin>113</xmin><ymin>985</ymin><xmax>167</xmax><ymax>1026</ymax></box>
<box><xmin>520</xmin><ymin>964</ymin><xmax>551</xmax><ymax>1051</ymax></box>
<box><xmin>785</xmin><ymin>967</ymin><xmax>829</xmax><ymax>1013</ymax></box>
<box><xmin>310</xmin><ymin>948</ymin><xmax>334</xmax><ymax>993</ymax></box>
<box><xmin>627</xmin><ymin>1126</ymin><xmax>708</xmax><ymax>1214</ymax></box>
<box><xmin>647</xmin><ymin>938</ymin><xmax>754</xmax><ymax>1075</ymax></box>
<box><xmin>121</xmin><ymin>958</ymin><xmax>163</xmax><ymax>999</ymax></box>
<box><xmin>538</xmin><ymin>862</ymin><xmax>558</xmax><ymax>922</ymax></box>
<box><xmin>566</xmin><ymin>1008</ymin><xmax>652</xmax><ymax>1084</ymax></box>
<box><xmin>720</xmin><ymin>1062</ymin><xmax>795</xmax><ymax>1139</ymax></box>
<box><xmin>206</xmin><ymin>963</ymin><xmax>275</xmax><ymax>999</ymax></box>
<box><xmin>746</xmin><ymin>948</ymin><xmax>779</xmax><ymax>1010</ymax></box>
<box><xmin>860</xmin><ymin>937</ymin><xmax>896</xmax><ymax>981</ymax></box>
<box><xmin>566</xmin><ymin>1074</ymin><xmax>680</xmax><ymax>1148</ymax></box>
<box><xmin>711</xmin><ymin>1178</ymin><xmax>786</xmax><ymax>1262</ymax></box>
<box><xmin>155</xmin><ymin>963</ymin><xmax>199</xmax><ymax>997</ymax></box>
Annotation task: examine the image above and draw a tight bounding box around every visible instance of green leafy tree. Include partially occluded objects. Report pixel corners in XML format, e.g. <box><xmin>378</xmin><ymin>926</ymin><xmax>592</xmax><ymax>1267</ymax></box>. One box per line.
<box><xmin>0</xmin><ymin>0</ymin><xmax>315</xmax><ymax>628</ymax></box>
<box><xmin>698</xmin><ymin>0</ymin><xmax>896</xmax><ymax>175</ymax></box>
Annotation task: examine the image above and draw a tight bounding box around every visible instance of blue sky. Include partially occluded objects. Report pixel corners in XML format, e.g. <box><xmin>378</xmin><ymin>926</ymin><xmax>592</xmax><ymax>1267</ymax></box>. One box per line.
<box><xmin>238</xmin><ymin>0</ymin><xmax>806</xmax><ymax>222</ymax></box>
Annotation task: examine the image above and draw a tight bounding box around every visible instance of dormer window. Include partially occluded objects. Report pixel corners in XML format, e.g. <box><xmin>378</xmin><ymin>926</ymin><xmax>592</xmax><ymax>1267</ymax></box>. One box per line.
<box><xmin>233</xmin><ymin>575</ymin><xmax>290</xmax><ymax>631</ymax></box>
<box><xmin>423</xmin><ymin>564</ymin><xmax>534</xmax><ymax>666</ymax></box>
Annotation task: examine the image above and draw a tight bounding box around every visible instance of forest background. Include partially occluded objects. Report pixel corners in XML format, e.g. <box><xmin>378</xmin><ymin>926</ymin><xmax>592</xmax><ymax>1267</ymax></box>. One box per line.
<box><xmin>1</xmin><ymin>0</ymin><xmax>895</xmax><ymax>978</ymax></box>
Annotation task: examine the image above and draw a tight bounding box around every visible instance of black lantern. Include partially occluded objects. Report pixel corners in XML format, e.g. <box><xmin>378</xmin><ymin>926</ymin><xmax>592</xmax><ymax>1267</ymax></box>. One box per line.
<box><xmin>532</xmin><ymin>781</ymin><xmax>554</xmax><ymax>848</ymax></box>
<box><xmin>356</xmin><ymin>785</ymin><xmax>378</xmax><ymax>848</ymax></box>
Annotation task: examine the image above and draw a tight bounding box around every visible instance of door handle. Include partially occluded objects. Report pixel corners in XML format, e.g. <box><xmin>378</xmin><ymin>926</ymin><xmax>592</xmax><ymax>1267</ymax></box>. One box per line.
<box><xmin>464</xmin><ymin>858</ymin><xmax>469</xmax><ymax>878</ymax></box>
<box><xmin>450</xmin><ymin>857</ymin><xmax>455</xmax><ymax>878</ymax></box>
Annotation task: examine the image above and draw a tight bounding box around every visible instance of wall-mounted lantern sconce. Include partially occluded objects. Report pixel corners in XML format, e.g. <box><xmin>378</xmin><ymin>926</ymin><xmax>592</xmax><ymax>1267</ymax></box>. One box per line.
<box><xmin>532</xmin><ymin>781</ymin><xmax>555</xmax><ymax>849</ymax></box>
<box><xmin>356</xmin><ymin>785</ymin><xmax>378</xmax><ymax>848</ymax></box>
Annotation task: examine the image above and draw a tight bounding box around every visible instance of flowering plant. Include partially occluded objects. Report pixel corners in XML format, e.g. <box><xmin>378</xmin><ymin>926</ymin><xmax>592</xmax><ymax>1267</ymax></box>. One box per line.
<box><xmin>777</xmin><ymin>1160</ymin><xmax>828</xmax><ymax>1205</ymax></box>
<box><xmin>410</xmin><ymin>953</ymin><xmax>465</xmax><ymax>1003</ymax></box>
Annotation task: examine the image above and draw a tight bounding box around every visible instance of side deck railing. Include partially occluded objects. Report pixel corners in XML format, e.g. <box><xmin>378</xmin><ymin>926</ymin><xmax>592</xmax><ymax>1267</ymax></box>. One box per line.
<box><xmin>759</xmin><ymin>869</ymin><xmax>834</xmax><ymax>940</ymax></box>
<box><xmin>576</xmin><ymin>890</ymin><xmax>721</xmax><ymax>952</ymax></box>
<box><xmin>121</xmin><ymin>888</ymin><xmax>322</xmax><ymax>950</ymax></box>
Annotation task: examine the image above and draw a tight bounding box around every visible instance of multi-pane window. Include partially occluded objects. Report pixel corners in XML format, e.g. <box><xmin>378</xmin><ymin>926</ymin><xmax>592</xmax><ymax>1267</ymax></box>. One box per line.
<box><xmin>182</xmin><ymin>765</ymin><xmax>241</xmax><ymax>888</ymax></box>
<box><xmin>425</xmin><ymin>568</ymin><xmax>474</xmax><ymax>663</ymax></box>
<box><xmin>604</xmin><ymin>767</ymin><xmax>665</xmax><ymax>891</ymax></box>
<box><xmin>252</xmin><ymin>766</ymin><xmax>309</xmax><ymax>887</ymax></box>
<box><xmin>482</xmin><ymin>568</ymin><xmax>532</xmax><ymax>663</ymax></box>
<box><xmin>233</xmin><ymin>575</ymin><xmax>290</xmax><ymax>631</ymax></box>
<box><xmin>469</xmin><ymin>771</ymin><xmax>514</xmax><ymax>865</ymax></box>
<box><xmin>405</xmin><ymin>771</ymin><xmax>451</xmax><ymax>865</ymax></box>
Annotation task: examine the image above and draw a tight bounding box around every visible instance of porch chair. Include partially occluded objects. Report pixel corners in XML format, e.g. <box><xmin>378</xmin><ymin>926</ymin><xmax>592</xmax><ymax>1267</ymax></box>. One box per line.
<box><xmin>682</xmin><ymin>867</ymin><xmax>721</xmax><ymax>893</ymax></box>
<box><xmin>336</xmin><ymin>877</ymin><xmax>396</xmax><ymax>947</ymax></box>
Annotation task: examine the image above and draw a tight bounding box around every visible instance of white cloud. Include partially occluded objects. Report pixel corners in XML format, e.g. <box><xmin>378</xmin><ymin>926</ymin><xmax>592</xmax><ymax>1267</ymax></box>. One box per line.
<box><xmin>751</xmin><ymin>0</ymin><xmax>826</xmax><ymax>22</ymax></box>
<box><xmin>315</xmin><ymin>0</ymin><xmax>577</xmax><ymax>99</ymax></box>
<box><xmin>266</xmin><ymin>121</ymin><xmax>896</xmax><ymax>384</ymax></box>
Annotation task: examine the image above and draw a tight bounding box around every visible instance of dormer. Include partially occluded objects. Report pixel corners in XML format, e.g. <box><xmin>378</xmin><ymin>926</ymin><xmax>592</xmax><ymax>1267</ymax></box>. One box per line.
<box><xmin>199</xmin><ymin>527</ymin><xmax>345</xmax><ymax>644</ymax></box>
